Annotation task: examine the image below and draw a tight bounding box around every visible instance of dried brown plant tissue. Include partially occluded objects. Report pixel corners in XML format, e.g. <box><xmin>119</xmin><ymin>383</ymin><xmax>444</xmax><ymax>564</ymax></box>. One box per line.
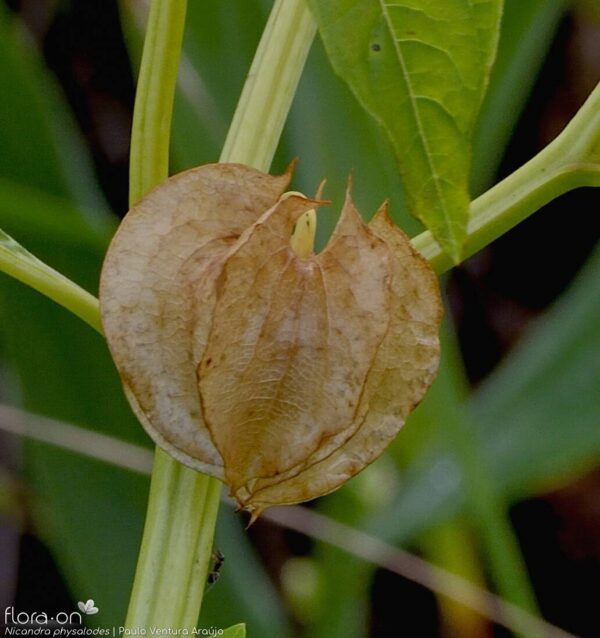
<box><xmin>100</xmin><ymin>163</ymin><xmax>442</xmax><ymax>518</ymax></box>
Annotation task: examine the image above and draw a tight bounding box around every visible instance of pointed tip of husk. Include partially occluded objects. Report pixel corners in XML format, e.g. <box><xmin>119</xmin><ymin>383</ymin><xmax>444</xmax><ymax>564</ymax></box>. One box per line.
<box><xmin>315</xmin><ymin>179</ymin><xmax>327</xmax><ymax>200</ymax></box>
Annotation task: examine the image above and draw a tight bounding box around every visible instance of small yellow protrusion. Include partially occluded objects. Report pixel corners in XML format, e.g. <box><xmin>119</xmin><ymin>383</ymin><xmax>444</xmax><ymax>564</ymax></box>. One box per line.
<box><xmin>281</xmin><ymin>191</ymin><xmax>317</xmax><ymax>259</ymax></box>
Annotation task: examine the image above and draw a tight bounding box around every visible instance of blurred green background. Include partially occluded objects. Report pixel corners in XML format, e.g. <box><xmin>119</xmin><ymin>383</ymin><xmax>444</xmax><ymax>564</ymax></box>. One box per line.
<box><xmin>0</xmin><ymin>1</ymin><xmax>598</xmax><ymax>637</ymax></box>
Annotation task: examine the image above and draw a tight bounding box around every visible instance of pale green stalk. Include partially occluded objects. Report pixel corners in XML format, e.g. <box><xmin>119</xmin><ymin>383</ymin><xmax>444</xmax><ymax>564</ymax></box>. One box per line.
<box><xmin>415</xmin><ymin>82</ymin><xmax>600</xmax><ymax>274</ymax></box>
<box><xmin>124</xmin><ymin>0</ymin><xmax>216</xmax><ymax>629</ymax></box>
<box><xmin>0</xmin><ymin>230</ymin><xmax>101</xmax><ymax>332</ymax></box>
<box><xmin>126</xmin><ymin>0</ymin><xmax>315</xmax><ymax>631</ymax></box>
<box><xmin>128</xmin><ymin>0</ymin><xmax>186</xmax><ymax>205</ymax></box>
<box><xmin>220</xmin><ymin>0</ymin><xmax>316</xmax><ymax>168</ymax></box>
<box><xmin>125</xmin><ymin>449</ymin><xmax>221</xmax><ymax>630</ymax></box>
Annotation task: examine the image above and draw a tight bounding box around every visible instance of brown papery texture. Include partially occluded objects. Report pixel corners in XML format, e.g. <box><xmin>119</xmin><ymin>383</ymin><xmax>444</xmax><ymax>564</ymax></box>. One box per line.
<box><xmin>100</xmin><ymin>163</ymin><xmax>442</xmax><ymax>517</ymax></box>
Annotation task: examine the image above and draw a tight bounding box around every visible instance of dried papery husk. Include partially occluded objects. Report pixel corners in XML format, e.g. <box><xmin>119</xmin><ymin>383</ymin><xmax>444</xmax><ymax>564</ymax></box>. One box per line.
<box><xmin>100</xmin><ymin>163</ymin><xmax>442</xmax><ymax>517</ymax></box>
<box><xmin>100</xmin><ymin>163</ymin><xmax>294</xmax><ymax>477</ymax></box>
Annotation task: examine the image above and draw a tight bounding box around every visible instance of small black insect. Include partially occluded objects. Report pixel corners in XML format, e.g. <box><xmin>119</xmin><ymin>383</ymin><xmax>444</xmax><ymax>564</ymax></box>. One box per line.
<box><xmin>207</xmin><ymin>549</ymin><xmax>225</xmax><ymax>588</ymax></box>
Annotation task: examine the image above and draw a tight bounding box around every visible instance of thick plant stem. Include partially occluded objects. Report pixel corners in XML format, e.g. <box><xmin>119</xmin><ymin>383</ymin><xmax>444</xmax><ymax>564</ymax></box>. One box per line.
<box><xmin>124</xmin><ymin>0</ymin><xmax>219</xmax><ymax>631</ymax></box>
<box><xmin>126</xmin><ymin>450</ymin><xmax>221</xmax><ymax>629</ymax></box>
<box><xmin>414</xmin><ymin>82</ymin><xmax>600</xmax><ymax>274</ymax></box>
<box><xmin>0</xmin><ymin>233</ymin><xmax>101</xmax><ymax>332</ymax></box>
<box><xmin>220</xmin><ymin>0</ymin><xmax>316</xmax><ymax>167</ymax></box>
<box><xmin>125</xmin><ymin>0</ymin><xmax>317</xmax><ymax>631</ymax></box>
<box><xmin>128</xmin><ymin>0</ymin><xmax>186</xmax><ymax>204</ymax></box>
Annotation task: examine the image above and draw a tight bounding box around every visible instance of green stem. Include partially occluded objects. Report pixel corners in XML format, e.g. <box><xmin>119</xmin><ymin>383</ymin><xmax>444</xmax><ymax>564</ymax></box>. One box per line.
<box><xmin>0</xmin><ymin>230</ymin><xmax>101</xmax><ymax>332</ymax></box>
<box><xmin>126</xmin><ymin>450</ymin><xmax>221</xmax><ymax>629</ymax></box>
<box><xmin>414</xmin><ymin>82</ymin><xmax>600</xmax><ymax>274</ymax></box>
<box><xmin>124</xmin><ymin>0</ymin><xmax>221</xmax><ymax>631</ymax></box>
<box><xmin>128</xmin><ymin>0</ymin><xmax>187</xmax><ymax>205</ymax></box>
<box><xmin>220</xmin><ymin>0</ymin><xmax>316</xmax><ymax>167</ymax></box>
<box><xmin>126</xmin><ymin>0</ymin><xmax>316</xmax><ymax>631</ymax></box>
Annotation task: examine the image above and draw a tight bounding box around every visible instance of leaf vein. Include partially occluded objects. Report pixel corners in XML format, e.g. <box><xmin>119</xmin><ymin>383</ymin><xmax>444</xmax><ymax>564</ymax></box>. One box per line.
<box><xmin>377</xmin><ymin>0</ymin><xmax>454</xmax><ymax>233</ymax></box>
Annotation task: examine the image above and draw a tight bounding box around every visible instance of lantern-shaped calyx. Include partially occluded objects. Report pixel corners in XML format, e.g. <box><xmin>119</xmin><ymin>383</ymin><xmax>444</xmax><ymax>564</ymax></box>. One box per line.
<box><xmin>100</xmin><ymin>163</ymin><xmax>442</xmax><ymax>518</ymax></box>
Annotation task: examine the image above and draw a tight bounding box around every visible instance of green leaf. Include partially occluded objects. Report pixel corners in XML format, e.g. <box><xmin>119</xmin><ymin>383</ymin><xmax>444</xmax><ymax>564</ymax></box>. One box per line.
<box><xmin>221</xmin><ymin>624</ymin><xmax>246</xmax><ymax>638</ymax></box>
<box><xmin>470</xmin><ymin>246</ymin><xmax>600</xmax><ymax>495</ymax></box>
<box><xmin>307</xmin><ymin>0</ymin><xmax>503</xmax><ymax>261</ymax></box>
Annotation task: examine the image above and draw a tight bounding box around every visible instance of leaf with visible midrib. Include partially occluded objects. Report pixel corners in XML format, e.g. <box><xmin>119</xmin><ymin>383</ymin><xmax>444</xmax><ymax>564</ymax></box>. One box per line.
<box><xmin>307</xmin><ymin>0</ymin><xmax>503</xmax><ymax>262</ymax></box>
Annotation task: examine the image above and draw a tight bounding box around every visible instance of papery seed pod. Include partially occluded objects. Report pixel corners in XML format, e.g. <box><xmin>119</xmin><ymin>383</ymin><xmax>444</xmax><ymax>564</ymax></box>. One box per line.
<box><xmin>100</xmin><ymin>163</ymin><xmax>442</xmax><ymax>519</ymax></box>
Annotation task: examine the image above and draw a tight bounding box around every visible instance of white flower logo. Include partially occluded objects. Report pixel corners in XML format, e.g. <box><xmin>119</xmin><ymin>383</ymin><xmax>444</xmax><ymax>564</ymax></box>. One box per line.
<box><xmin>77</xmin><ymin>600</ymin><xmax>99</xmax><ymax>615</ymax></box>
